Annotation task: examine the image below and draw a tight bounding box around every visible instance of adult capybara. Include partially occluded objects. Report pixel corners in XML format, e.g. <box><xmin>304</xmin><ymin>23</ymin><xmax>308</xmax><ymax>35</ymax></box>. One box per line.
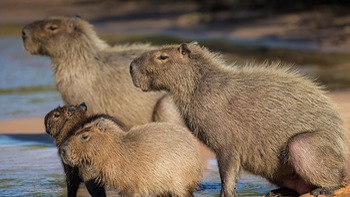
<box><xmin>44</xmin><ymin>103</ymin><xmax>107</xmax><ymax>197</ymax></box>
<box><xmin>59</xmin><ymin>115</ymin><xmax>203</xmax><ymax>197</ymax></box>
<box><xmin>129</xmin><ymin>43</ymin><xmax>349</xmax><ymax>197</ymax></box>
<box><xmin>22</xmin><ymin>16</ymin><xmax>181</xmax><ymax>128</ymax></box>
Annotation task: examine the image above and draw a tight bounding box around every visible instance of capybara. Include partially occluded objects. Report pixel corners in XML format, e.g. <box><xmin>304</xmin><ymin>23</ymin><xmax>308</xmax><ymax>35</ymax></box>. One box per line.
<box><xmin>22</xmin><ymin>16</ymin><xmax>182</xmax><ymax>128</ymax></box>
<box><xmin>129</xmin><ymin>43</ymin><xmax>349</xmax><ymax>197</ymax></box>
<box><xmin>59</xmin><ymin>115</ymin><xmax>203</xmax><ymax>197</ymax></box>
<box><xmin>45</xmin><ymin>102</ymin><xmax>88</xmax><ymax>146</ymax></box>
<box><xmin>45</xmin><ymin>103</ymin><xmax>109</xmax><ymax>197</ymax></box>
<box><xmin>44</xmin><ymin>103</ymin><xmax>104</xmax><ymax>197</ymax></box>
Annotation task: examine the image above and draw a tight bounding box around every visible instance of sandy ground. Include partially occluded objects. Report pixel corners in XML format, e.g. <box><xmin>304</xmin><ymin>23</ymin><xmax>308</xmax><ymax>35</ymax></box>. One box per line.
<box><xmin>0</xmin><ymin>117</ymin><xmax>45</xmax><ymax>134</ymax></box>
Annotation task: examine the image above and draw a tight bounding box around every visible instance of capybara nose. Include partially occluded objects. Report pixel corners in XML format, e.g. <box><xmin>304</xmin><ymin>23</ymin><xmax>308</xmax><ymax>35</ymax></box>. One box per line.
<box><xmin>59</xmin><ymin>145</ymin><xmax>67</xmax><ymax>156</ymax></box>
<box><xmin>22</xmin><ymin>27</ymin><xmax>30</xmax><ymax>39</ymax></box>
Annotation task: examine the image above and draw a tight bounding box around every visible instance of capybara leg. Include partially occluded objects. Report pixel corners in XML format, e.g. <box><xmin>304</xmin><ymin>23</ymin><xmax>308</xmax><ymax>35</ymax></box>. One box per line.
<box><xmin>152</xmin><ymin>95</ymin><xmax>185</xmax><ymax>126</ymax></box>
<box><xmin>66</xmin><ymin>179</ymin><xmax>80</xmax><ymax>197</ymax></box>
<box><xmin>265</xmin><ymin>187</ymin><xmax>299</xmax><ymax>197</ymax></box>
<box><xmin>217</xmin><ymin>155</ymin><xmax>240</xmax><ymax>197</ymax></box>
<box><xmin>287</xmin><ymin>131</ymin><xmax>345</xmax><ymax>195</ymax></box>
<box><xmin>64</xmin><ymin>165</ymin><xmax>82</xmax><ymax>197</ymax></box>
<box><xmin>85</xmin><ymin>178</ymin><xmax>106</xmax><ymax>197</ymax></box>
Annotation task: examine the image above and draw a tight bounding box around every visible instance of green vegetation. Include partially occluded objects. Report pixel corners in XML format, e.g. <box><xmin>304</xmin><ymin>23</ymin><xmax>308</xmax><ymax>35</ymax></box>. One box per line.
<box><xmin>0</xmin><ymin>24</ymin><xmax>23</xmax><ymax>36</ymax></box>
<box><xmin>0</xmin><ymin>86</ymin><xmax>57</xmax><ymax>95</ymax></box>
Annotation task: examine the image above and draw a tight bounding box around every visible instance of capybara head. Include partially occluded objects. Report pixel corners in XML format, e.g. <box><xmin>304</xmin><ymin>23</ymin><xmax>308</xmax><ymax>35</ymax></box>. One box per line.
<box><xmin>59</xmin><ymin>117</ymin><xmax>123</xmax><ymax>166</ymax></box>
<box><xmin>22</xmin><ymin>16</ymin><xmax>106</xmax><ymax>56</ymax></box>
<box><xmin>44</xmin><ymin>102</ymin><xmax>88</xmax><ymax>138</ymax></box>
<box><xmin>130</xmin><ymin>42</ymin><xmax>218</xmax><ymax>92</ymax></box>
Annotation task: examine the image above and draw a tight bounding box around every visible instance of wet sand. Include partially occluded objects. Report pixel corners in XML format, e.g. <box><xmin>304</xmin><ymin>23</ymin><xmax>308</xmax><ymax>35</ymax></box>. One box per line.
<box><xmin>0</xmin><ymin>117</ymin><xmax>45</xmax><ymax>134</ymax></box>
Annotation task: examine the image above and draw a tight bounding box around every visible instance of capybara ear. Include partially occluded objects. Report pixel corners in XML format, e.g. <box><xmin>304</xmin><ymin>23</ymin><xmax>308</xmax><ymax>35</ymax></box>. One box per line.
<box><xmin>96</xmin><ymin>117</ymin><xmax>107</xmax><ymax>132</ymax></box>
<box><xmin>67</xmin><ymin>17</ymin><xmax>78</xmax><ymax>33</ymax></box>
<box><xmin>67</xmin><ymin>106</ymin><xmax>76</xmax><ymax>117</ymax></box>
<box><xmin>79</xmin><ymin>102</ymin><xmax>87</xmax><ymax>111</ymax></box>
<box><xmin>191</xmin><ymin>41</ymin><xmax>199</xmax><ymax>45</ymax></box>
<box><xmin>178</xmin><ymin>43</ymin><xmax>191</xmax><ymax>57</ymax></box>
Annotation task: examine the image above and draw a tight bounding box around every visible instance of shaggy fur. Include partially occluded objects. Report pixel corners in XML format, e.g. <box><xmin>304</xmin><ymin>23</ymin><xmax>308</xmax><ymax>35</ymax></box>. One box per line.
<box><xmin>44</xmin><ymin>103</ymin><xmax>106</xmax><ymax>197</ymax></box>
<box><xmin>60</xmin><ymin>115</ymin><xmax>203</xmax><ymax>197</ymax></box>
<box><xmin>130</xmin><ymin>43</ymin><xmax>349</xmax><ymax>197</ymax></box>
<box><xmin>22</xmin><ymin>16</ymin><xmax>181</xmax><ymax>128</ymax></box>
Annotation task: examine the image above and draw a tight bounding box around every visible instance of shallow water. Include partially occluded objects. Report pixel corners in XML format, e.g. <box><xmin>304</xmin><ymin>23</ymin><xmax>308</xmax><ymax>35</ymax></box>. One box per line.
<box><xmin>0</xmin><ymin>34</ymin><xmax>349</xmax><ymax>196</ymax></box>
<box><xmin>0</xmin><ymin>36</ymin><xmax>62</xmax><ymax>120</ymax></box>
<box><xmin>0</xmin><ymin>135</ymin><xmax>66</xmax><ymax>196</ymax></box>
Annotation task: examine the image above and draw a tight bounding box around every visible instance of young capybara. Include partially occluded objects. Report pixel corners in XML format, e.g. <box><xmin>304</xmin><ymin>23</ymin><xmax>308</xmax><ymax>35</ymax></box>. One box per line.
<box><xmin>129</xmin><ymin>43</ymin><xmax>349</xmax><ymax>197</ymax></box>
<box><xmin>59</xmin><ymin>115</ymin><xmax>203</xmax><ymax>197</ymax></box>
<box><xmin>45</xmin><ymin>102</ymin><xmax>88</xmax><ymax>146</ymax></box>
<box><xmin>44</xmin><ymin>103</ymin><xmax>107</xmax><ymax>197</ymax></box>
<box><xmin>22</xmin><ymin>16</ymin><xmax>182</xmax><ymax>128</ymax></box>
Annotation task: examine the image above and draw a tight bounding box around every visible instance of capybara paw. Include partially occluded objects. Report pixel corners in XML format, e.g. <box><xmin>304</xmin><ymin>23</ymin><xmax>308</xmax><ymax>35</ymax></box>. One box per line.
<box><xmin>265</xmin><ymin>191</ymin><xmax>282</xmax><ymax>197</ymax></box>
<box><xmin>265</xmin><ymin>187</ymin><xmax>299</xmax><ymax>197</ymax></box>
<box><xmin>310</xmin><ymin>187</ymin><xmax>334</xmax><ymax>197</ymax></box>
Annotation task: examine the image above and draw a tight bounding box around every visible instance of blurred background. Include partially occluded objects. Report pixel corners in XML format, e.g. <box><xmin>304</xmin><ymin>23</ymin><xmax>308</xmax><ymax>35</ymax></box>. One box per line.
<box><xmin>1</xmin><ymin>0</ymin><xmax>350</xmax><ymax>120</ymax></box>
<box><xmin>0</xmin><ymin>1</ymin><xmax>350</xmax><ymax>196</ymax></box>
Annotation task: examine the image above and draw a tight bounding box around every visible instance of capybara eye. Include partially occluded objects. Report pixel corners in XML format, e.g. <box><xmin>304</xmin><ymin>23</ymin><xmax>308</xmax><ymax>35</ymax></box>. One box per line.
<box><xmin>157</xmin><ymin>55</ymin><xmax>169</xmax><ymax>60</ymax></box>
<box><xmin>53</xmin><ymin>113</ymin><xmax>60</xmax><ymax>118</ymax></box>
<box><xmin>81</xmin><ymin>134</ymin><xmax>89</xmax><ymax>141</ymax></box>
<box><xmin>47</xmin><ymin>25</ymin><xmax>58</xmax><ymax>31</ymax></box>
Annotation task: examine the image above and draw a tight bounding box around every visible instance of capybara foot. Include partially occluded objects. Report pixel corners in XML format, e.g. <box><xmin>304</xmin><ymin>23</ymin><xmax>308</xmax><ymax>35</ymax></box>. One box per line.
<box><xmin>310</xmin><ymin>187</ymin><xmax>338</xmax><ymax>197</ymax></box>
<box><xmin>266</xmin><ymin>187</ymin><xmax>299</xmax><ymax>197</ymax></box>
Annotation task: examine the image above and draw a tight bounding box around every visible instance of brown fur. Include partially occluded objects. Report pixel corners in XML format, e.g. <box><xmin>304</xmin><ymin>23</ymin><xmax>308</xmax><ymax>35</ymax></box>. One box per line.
<box><xmin>22</xmin><ymin>16</ymin><xmax>181</xmax><ymax>128</ymax></box>
<box><xmin>44</xmin><ymin>102</ymin><xmax>88</xmax><ymax>146</ymax></box>
<box><xmin>44</xmin><ymin>103</ymin><xmax>107</xmax><ymax>197</ymax></box>
<box><xmin>60</xmin><ymin>115</ymin><xmax>203</xmax><ymax>197</ymax></box>
<box><xmin>130</xmin><ymin>43</ymin><xmax>349</xmax><ymax>197</ymax></box>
